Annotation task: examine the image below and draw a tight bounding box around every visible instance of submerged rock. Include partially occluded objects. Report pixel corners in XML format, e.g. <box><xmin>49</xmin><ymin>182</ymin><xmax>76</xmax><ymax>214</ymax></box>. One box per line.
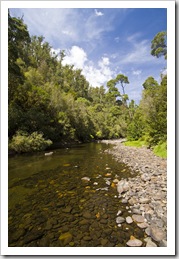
<box><xmin>59</xmin><ymin>232</ymin><xmax>72</xmax><ymax>245</ymax></box>
<box><xmin>81</xmin><ymin>177</ymin><xmax>90</xmax><ymax>182</ymax></box>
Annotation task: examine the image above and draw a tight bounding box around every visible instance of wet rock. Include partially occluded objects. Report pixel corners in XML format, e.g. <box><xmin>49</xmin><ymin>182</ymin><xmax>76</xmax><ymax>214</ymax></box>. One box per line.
<box><xmin>116</xmin><ymin>216</ymin><xmax>125</xmax><ymax>224</ymax></box>
<box><xmin>81</xmin><ymin>177</ymin><xmax>90</xmax><ymax>182</ymax></box>
<box><xmin>59</xmin><ymin>232</ymin><xmax>72</xmax><ymax>246</ymax></box>
<box><xmin>100</xmin><ymin>238</ymin><xmax>108</xmax><ymax>246</ymax></box>
<box><xmin>126</xmin><ymin>236</ymin><xmax>143</xmax><ymax>247</ymax></box>
<box><xmin>132</xmin><ymin>214</ymin><xmax>145</xmax><ymax>223</ymax></box>
<box><xmin>83</xmin><ymin>235</ymin><xmax>92</xmax><ymax>241</ymax></box>
<box><xmin>22</xmin><ymin>229</ymin><xmax>44</xmax><ymax>244</ymax></box>
<box><xmin>83</xmin><ymin>211</ymin><xmax>92</xmax><ymax>219</ymax></box>
<box><xmin>79</xmin><ymin>219</ymin><xmax>89</xmax><ymax>225</ymax></box>
<box><xmin>62</xmin><ymin>206</ymin><xmax>72</xmax><ymax>213</ymax></box>
<box><xmin>9</xmin><ymin>228</ymin><xmax>26</xmax><ymax>243</ymax></box>
<box><xmin>126</xmin><ymin>216</ymin><xmax>133</xmax><ymax>224</ymax></box>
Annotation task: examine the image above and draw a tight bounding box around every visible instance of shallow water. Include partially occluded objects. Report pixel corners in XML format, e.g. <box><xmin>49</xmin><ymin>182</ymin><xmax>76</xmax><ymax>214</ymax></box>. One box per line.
<box><xmin>8</xmin><ymin>142</ymin><xmax>145</xmax><ymax>247</ymax></box>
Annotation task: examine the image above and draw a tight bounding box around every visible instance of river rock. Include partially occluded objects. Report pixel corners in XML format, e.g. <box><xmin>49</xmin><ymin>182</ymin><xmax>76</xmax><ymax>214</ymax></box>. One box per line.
<box><xmin>117</xmin><ymin>180</ymin><xmax>129</xmax><ymax>194</ymax></box>
<box><xmin>59</xmin><ymin>232</ymin><xmax>72</xmax><ymax>245</ymax></box>
<box><xmin>81</xmin><ymin>177</ymin><xmax>90</xmax><ymax>182</ymax></box>
<box><xmin>126</xmin><ymin>236</ymin><xmax>143</xmax><ymax>247</ymax></box>
<box><xmin>137</xmin><ymin>222</ymin><xmax>149</xmax><ymax>229</ymax></box>
<box><xmin>150</xmin><ymin>227</ymin><xmax>166</xmax><ymax>242</ymax></box>
<box><xmin>132</xmin><ymin>214</ymin><xmax>145</xmax><ymax>223</ymax></box>
<box><xmin>159</xmin><ymin>239</ymin><xmax>167</xmax><ymax>247</ymax></box>
<box><xmin>116</xmin><ymin>216</ymin><xmax>125</xmax><ymax>224</ymax></box>
<box><xmin>128</xmin><ymin>197</ymin><xmax>138</xmax><ymax>205</ymax></box>
<box><xmin>126</xmin><ymin>216</ymin><xmax>133</xmax><ymax>224</ymax></box>
<box><xmin>144</xmin><ymin>237</ymin><xmax>157</xmax><ymax>247</ymax></box>
<box><xmin>83</xmin><ymin>211</ymin><xmax>92</xmax><ymax>219</ymax></box>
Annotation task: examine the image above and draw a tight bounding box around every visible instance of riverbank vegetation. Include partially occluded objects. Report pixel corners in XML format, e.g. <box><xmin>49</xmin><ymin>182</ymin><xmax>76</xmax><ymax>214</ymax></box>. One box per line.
<box><xmin>8</xmin><ymin>12</ymin><xmax>167</xmax><ymax>156</ymax></box>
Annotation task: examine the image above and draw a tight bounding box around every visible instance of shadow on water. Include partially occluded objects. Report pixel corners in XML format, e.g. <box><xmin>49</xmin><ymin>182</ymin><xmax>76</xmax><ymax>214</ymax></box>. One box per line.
<box><xmin>8</xmin><ymin>142</ymin><xmax>145</xmax><ymax>247</ymax></box>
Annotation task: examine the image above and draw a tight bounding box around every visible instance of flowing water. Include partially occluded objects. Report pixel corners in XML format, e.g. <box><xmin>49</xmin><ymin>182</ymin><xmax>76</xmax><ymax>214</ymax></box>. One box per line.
<box><xmin>8</xmin><ymin>142</ymin><xmax>145</xmax><ymax>247</ymax></box>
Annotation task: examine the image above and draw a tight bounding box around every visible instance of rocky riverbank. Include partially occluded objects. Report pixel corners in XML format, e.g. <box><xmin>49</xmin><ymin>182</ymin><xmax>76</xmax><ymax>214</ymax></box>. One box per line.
<box><xmin>102</xmin><ymin>139</ymin><xmax>167</xmax><ymax>247</ymax></box>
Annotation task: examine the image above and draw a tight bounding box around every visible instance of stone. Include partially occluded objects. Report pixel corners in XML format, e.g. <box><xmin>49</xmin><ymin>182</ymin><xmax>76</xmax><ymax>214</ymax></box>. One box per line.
<box><xmin>81</xmin><ymin>177</ymin><xmax>90</xmax><ymax>182</ymax></box>
<box><xmin>144</xmin><ymin>237</ymin><xmax>157</xmax><ymax>247</ymax></box>
<box><xmin>116</xmin><ymin>210</ymin><xmax>122</xmax><ymax>216</ymax></box>
<box><xmin>79</xmin><ymin>219</ymin><xmax>89</xmax><ymax>225</ymax></box>
<box><xmin>121</xmin><ymin>199</ymin><xmax>128</xmax><ymax>204</ymax></box>
<box><xmin>100</xmin><ymin>239</ymin><xmax>108</xmax><ymax>246</ymax></box>
<box><xmin>62</xmin><ymin>206</ymin><xmax>72</xmax><ymax>213</ymax></box>
<box><xmin>83</xmin><ymin>236</ymin><xmax>92</xmax><ymax>241</ymax></box>
<box><xmin>132</xmin><ymin>214</ymin><xmax>145</xmax><ymax>223</ymax></box>
<box><xmin>141</xmin><ymin>173</ymin><xmax>151</xmax><ymax>182</ymax></box>
<box><xmin>83</xmin><ymin>211</ymin><xmax>92</xmax><ymax>219</ymax></box>
<box><xmin>126</xmin><ymin>236</ymin><xmax>143</xmax><ymax>247</ymax></box>
<box><xmin>59</xmin><ymin>232</ymin><xmax>72</xmax><ymax>246</ymax></box>
<box><xmin>150</xmin><ymin>227</ymin><xmax>166</xmax><ymax>242</ymax></box>
<box><xmin>116</xmin><ymin>216</ymin><xmax>125</xmax><ymax>224</ymax></box>
<box><xmin>159</xmin><ymin>239</ymin><xmax>167</xmax><ymax>247</ymax></box>
<box><xmin>139</xmin><ymin>198</ymin><xmax>150</xmax><ymax>204</ymax></box>
<box><xmin>128</xmin><ymin>197</ymin><xmax>138</xmax><ymax>205</ymax></box>
<box><xmin>126</xmin><ymin>216</ymin><xmax>133</xmax><ymax>224</ymax></box>
<box><xmin>117</xmin><ymin>180</ymin><xmax>129</xmax><ymax>194</ymax></box>
<box><xmin>132</xmin><ymin>208</ymin><xmax>142</xmax><ymax>215</ymax></box>
<box><xmin>137</xmin><ymin>222</ymin><xmax>149</xmax><ymax>229</ymax></box>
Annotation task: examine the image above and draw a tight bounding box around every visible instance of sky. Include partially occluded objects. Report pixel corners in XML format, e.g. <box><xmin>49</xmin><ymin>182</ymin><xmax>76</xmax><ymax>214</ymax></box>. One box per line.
<box><xmin>9</xmin><ymin>7</ymin><xmax>167</xmax><ymax>103</ymax></box>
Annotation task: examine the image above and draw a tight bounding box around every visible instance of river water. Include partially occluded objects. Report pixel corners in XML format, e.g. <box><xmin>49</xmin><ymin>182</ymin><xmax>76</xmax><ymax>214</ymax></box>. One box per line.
<box><xmin>8</xmin><ymin>142</ymin><xmax>145</xmax><ymax>247</ymax></box>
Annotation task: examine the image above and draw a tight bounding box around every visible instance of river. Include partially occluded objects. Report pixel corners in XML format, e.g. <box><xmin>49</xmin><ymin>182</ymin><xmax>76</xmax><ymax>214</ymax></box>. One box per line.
<box><xmin>8</xmin><ymin>142</ymin><xmax>145</xmax><ymax>247</ymax></box>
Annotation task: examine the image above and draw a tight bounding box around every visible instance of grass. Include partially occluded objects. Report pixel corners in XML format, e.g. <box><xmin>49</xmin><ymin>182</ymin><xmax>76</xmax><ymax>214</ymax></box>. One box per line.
<box><xmin>124</xmin><ymin>140</ymin><xmax>147</xmax><ymax>148</ymax></box>
<box><xmin>124</xmin><ymin>139</ymin><xmax>167</xmax><ymax>158</ymax></box>
<box><xmin>153</xmin><ymin>142</ymin><xmax>167</xmax><ymax>158</ymax></box>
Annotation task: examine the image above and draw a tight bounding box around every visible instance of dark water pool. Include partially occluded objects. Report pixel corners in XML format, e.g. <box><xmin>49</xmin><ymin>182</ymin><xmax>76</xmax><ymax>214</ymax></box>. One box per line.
<box><xmin>8</xmin><ymin>142</ymin><xmax>144</xmax><ymax>247</ymax></box>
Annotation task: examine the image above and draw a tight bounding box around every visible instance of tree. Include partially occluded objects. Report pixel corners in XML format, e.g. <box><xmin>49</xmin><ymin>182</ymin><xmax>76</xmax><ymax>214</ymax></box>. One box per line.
<box><xmin>8</xmin><ymin>11</ymin><xmax>31</xmax><ymax>102</ymax></box>
<box><xmin>151</xmin><ymin>31</ymin><xmax>167</xmax><ymax>59</ymax></box>
<box><xmin>142</xmin><ymin>76</ymin><xmax>159</xmax><ymax>90</ymax></box>
<box><xmin>115</xmin><ymin>74</ymin><xmax>129</xmax><ymax>95</ymax></box>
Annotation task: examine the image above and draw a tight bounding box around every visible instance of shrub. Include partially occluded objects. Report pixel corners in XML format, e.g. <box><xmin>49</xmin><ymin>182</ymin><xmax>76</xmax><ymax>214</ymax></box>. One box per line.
<box><xmin>9</xmin><ymin>131</ymin><xmax>52</xmax><ymax>153</ymax></box>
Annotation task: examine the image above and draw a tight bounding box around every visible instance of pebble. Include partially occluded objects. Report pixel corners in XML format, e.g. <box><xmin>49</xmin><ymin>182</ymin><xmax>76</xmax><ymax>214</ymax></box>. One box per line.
<box><xmin>126</xmin><ymin>216</ymin><xmax>133</xmax><ymax>224</ymax></box>
<box><xmin>116</xmin><ymin>216</ymin><xmax>125</xmax><ymax>224</ymax></box>
<box><xmin>126</xmin><ymin>236</ymin><xmax>143</xmax><ymax>247</ymax></box>
<box><xmin>132</xmin><ymin>214</ymin><xmax>145</xmax><ymax>223</ymax></box>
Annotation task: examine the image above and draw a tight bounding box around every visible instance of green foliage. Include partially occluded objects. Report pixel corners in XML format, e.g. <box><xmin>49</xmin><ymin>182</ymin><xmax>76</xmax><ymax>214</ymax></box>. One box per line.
<box><xmin>153</xmin><ymin>141</ymin><xmax>167</xmax><ymax>158</ymax></box>
<box><xmin>9</xmin><ymin>131</ymin><xmax>52</xmax><ymax>153</ymax></box>
<box><xmin>151</xmin><ymin>31</ymin><xmax>167</xmax><ymax>59</ymax></box>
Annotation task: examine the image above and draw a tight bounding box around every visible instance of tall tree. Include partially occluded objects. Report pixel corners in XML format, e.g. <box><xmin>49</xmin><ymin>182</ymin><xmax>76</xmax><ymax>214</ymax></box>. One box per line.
<box><xmin>151</xmin><ymin>31</ymin><xmax>167</xmax><ymax>59</ymax></box>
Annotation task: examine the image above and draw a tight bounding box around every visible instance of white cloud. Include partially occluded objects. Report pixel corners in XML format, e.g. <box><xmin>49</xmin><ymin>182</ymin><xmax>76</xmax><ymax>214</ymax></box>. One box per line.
<box><xmin>95</xmin><ymin>9</ymin><xmax>104</xmax><ymax>17</ymax></box>
<box><xmin>62</xmin><ymin>46</ymin><xmax>87</xmax><ymax>69</ymax></box>
<box><xmin>132</xmin><ymin>70</ymin><xmax>142</xmax><ymax>76</ymax></box>
<box><xmin>61</xmin><ymin>46</ymin><xmax>113</xmax><ymax>87</ymax></box>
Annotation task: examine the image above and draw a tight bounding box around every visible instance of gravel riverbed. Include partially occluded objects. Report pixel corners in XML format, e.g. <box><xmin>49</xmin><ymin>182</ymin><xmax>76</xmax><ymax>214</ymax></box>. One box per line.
<box><xmin>102</xmin><ymin>139</ymin><xmax>167</xmax><ymax>247</ymax></box>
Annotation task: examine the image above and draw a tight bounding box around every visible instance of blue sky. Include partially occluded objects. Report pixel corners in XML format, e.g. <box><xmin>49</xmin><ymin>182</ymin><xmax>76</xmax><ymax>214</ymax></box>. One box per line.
<box><xmin>9</xmin><ymin>7</ymin><xmax>167</xmax><ymax>103</ymax></box>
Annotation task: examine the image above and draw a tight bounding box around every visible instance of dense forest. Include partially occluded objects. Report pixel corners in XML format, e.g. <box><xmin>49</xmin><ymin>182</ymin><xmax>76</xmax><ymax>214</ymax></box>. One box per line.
<box><xmin>8</xmin><ymin>12</ymin><xmax>167</xmax><ymax>155</ymax></box>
